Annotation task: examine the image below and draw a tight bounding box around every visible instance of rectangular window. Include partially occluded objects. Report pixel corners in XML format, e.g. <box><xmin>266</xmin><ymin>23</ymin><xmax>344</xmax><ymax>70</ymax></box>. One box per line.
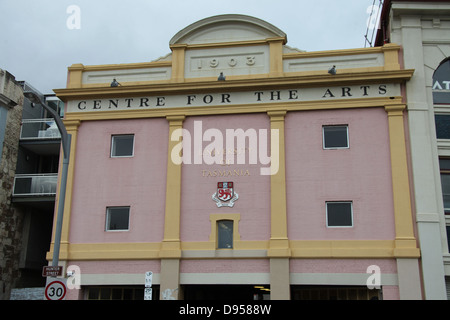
<box><xmin>435</xmin><ymin>115</ymin><xmax>450</xmax><ymax>139</ymax></box>
<box><xmin>446</xmin><ymin>226</ymin><xmax>450</xmax><ymax>253</ymax></box>
<box><xmin>326</xmin><ymin>202</ymin><xmax>353</xmax><ymax>227</ymax></box>
<box><xmin>441</xmin><ymin>174</ymin><xmax>450</xmax><ymax>214</ymax></box>
<box><xmin>106</xmin><ymin>206</ymin><xmax>130</xmax><ymax>231</ymax></box>
<box><xmin>323</xmin><ymin>125</ymin><xmax>349</xmax><ymax>149</ymax></box>
<box><xmin>111</xmin><ymin>134</ymin><xmax>134</xmax><ymax>157</ymax></box>
<box><xmin>439</xmin><ymin>158</ymin><xmax>450</xmax><ymax>214</ymax></box>
<box><xmin>217</xmin><ymin>220</ymin><xmax>233</xmax><ymax>249</ymax></box>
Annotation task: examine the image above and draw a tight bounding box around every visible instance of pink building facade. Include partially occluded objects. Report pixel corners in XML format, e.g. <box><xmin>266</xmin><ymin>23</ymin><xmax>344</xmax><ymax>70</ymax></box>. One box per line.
<box><xmin>52</xmin><ymin>15</ymin><xmax>421</xmax><ymax>300</ymax></box>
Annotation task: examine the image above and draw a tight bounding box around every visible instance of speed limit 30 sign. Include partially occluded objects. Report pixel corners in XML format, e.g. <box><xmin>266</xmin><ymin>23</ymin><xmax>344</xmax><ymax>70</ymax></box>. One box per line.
<box><xmin>45</xmin><ymin>278</ymin><xmax>67</xmax><ymax>300</ymax></box>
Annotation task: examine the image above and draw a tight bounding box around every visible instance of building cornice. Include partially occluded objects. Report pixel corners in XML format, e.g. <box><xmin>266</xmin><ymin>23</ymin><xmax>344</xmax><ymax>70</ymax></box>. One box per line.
<box><xmin>54</xmin><ymin>69</ymin><xmax>414</xmax><ymax>102</ymax></box>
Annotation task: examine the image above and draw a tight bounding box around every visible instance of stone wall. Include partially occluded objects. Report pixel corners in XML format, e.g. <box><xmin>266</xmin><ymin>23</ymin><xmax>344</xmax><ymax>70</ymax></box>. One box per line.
<box><xmin>0</xmin><ymin>69</ymin><xmax>24</xmax><ymax>300</ymax></box>
<box><xmin>10</xmin><ymin>287</ymin><xmax>44</xmax><ymax>300</ymax></box>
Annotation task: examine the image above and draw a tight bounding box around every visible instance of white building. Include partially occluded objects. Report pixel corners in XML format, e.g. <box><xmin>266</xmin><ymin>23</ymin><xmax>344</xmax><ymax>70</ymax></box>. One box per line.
<box><xmin>376</xmin><ymin>0</ymin><xmax>450</xmax><ymax>299</ymax></box>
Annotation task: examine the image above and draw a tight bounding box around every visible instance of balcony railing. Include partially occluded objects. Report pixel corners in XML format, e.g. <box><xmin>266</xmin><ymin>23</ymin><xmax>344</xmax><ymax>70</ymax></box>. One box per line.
<box><xmin>20</xmin><ymin>119</ymin><xmax>61</xmax><ymax>140</ymax></box>
<box><xmin>13</xmin><ymin>174</ymin><xmax>58</xmax><ymax>196</ymax></box>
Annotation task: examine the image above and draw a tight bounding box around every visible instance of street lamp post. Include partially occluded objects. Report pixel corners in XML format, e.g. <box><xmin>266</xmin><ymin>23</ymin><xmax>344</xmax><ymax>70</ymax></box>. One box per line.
<box><xmin>23</xmin><ymin>91</ymin><xmax>71</xmax><ymax>268</ymax></box>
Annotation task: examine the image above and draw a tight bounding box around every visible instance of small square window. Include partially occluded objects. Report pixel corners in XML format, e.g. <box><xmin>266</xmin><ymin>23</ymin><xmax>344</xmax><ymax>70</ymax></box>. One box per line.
<box><xmin>106</xmin><ymin>207</ymin><xmax>130</xmax><ymax>231</ymax></box>
<box><xmin>217</xmin><ymin>220</ymin><xmax>233</xmax><ymax>249</ymax></box>
<box><xmin>323</xmin><ymin>125</ymin><xmax>349</xmax><ymax>149</ymax></box>
<box><xmin>326</xmin><ymin>202</ymin><xmax>353</xmax><ymax>227</ymax></box>
<box><xmin>111</xmin><ymin>135</ymin><xmax>134</xmax><ymax>157</ymax></box>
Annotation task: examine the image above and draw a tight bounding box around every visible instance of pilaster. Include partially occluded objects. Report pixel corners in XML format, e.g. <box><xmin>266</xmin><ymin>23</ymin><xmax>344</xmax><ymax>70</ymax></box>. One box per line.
<box><xmin>384</xmin><ymin>104</ymin><xmax>422</xmax><ymax>299</ymax></box>
<box><xmin>48</xmin><ymin>119</ymin><xmax>81</xmax><ymax>261</ymax></box>
<box><xmin>170</xmin><ymin>45</ymin><xmax>187</xmax><ymax>83</ymax></box>
<box><xmin>67</xmin><ymin>64</ymin><xmax>84</xmax><ymax>89</ymax></box>
<box><xmin>267</xmin><ymin>111</ymin><xmax>290</xmax><ymax>258</ymax></box>
<box><xmin>160</xmin><ymin>115</ymin><xmax>185</xmax><ymax>259</ymax></box>
<box><xmin>268</xmin><ymin>38</ymin><xmax>285</xmax><ymax>78</ymax></box>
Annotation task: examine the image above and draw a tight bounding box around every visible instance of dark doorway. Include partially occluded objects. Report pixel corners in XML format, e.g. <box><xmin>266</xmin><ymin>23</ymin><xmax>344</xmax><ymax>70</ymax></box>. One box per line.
<box><xmin>182</xmin><ymin>285</ymin><xmax>270</xmax><ymax>300</ymax></box>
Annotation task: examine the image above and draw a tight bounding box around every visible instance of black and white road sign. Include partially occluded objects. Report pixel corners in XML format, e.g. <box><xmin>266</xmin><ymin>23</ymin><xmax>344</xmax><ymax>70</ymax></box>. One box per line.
<box><xmin>145</xmin><ymin>271</ymin><xmax>153</xmax><ymax>288</ymax></box>
<box><xmin>144</xmin><ymin>287</ymin><xmax>152</xmax><ymax>300</ymax></box>
<box><xmin>144</xmin><ymin>271</ymin><xmax>153</xmax><ymax>300</ymax></box>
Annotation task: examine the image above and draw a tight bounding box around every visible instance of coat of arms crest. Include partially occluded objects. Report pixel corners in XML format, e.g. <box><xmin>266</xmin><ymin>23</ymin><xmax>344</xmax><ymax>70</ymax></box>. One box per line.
<box><xmin>212</xmin><ymin>182</ymin><xmax>239</xmax><ymax>207</ymax></box>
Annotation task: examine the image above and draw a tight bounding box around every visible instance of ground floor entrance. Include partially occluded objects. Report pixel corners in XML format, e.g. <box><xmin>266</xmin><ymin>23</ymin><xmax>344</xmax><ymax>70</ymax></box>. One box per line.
<box><xmin>182</xmin><ymin>285</ymin><xmax>270</xmax><ymax>300</ymax></box>
<box><xmin>291</xmin><ymin>285</ymin><xmax>381</xmax><ymax>300</ymax></box>
<box><xmin>82</xmin><ymin>284</ymin><xmax>381</xmax><ymax>300</ymax></box>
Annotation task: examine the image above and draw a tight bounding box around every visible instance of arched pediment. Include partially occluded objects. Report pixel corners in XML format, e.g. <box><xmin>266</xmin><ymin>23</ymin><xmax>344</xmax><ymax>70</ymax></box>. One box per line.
<box><xmin>169</xmin><ymin>14</ymin><xmax>287</xmax><ymax>46</ymax></box>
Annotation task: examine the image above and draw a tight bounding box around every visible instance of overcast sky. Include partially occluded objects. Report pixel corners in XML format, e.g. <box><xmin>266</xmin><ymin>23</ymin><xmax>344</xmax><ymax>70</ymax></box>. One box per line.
<box><xmin>0</xmin><ymin>0</ymin><xmax>380</xmax><ymax>94</ymax></box>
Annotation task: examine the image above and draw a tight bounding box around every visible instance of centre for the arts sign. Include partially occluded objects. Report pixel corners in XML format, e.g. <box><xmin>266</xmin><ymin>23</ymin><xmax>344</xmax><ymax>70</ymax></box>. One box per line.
<box><xmin>67</xmin><ymin>83</ymin><xmax>399</xmax><ymax>113</ymax></box>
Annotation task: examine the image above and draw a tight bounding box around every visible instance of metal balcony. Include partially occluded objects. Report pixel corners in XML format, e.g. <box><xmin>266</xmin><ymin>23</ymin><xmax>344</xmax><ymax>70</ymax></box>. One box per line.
<box><xmin>20</xmin><ymin>119</ymin><xmax>61</xmax><ymax>140</ymax></box>
<box><xmin>13</xmin><ymin>174</ymin><xmax>58</xmax><ymax>197</ymax></box>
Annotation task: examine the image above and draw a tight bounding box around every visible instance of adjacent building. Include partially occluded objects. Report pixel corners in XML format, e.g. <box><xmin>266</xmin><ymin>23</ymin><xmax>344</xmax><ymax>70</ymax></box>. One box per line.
<box><xmin>0</xmin><ymin>69</ymin><xmax>63</xmax><ymax>300</ymax></box>
<box><xmin>53</xmin><ymin>14</ymin><xmax>421</xmax><ymax>300</ymax></box>
<box><xmin>11</xmin><ymin>82</ymin><xmax>63</xmax><ymax>295</ymax></box>
<box><xmin>375</xmin><ymin>0</ymin><xmax>450</xmax><ymax>300</ymax></box>
<box><xmin>0</xmin><ymin>69</ymin><xmax>24</xmax><ymax>300</ymax></box>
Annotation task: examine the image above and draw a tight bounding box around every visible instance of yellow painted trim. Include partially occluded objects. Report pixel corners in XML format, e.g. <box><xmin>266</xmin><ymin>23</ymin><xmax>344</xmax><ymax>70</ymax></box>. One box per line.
<box><xmin>289</xmin><ymin>240</ymin><xmax>419</xmax><ymax>258</ymax></box>
<box><xmin>267</xmin><ymin>111</ymin><xmax>290</xmax><ymax>258</ymax></box>
<box><xmin>384</xmin><ymin>105</ymin><xmax>419</xmax><ymax>252</ymax></box>
<box><xmin>283</xmin><ymin>47</ymin><xmax>383</xmax><ymax>59</ymax></box>
<box><xmin>283</xmin><ymin>44</ymin><xmax>401</xmax><ymax>60</ymax></box>
<box><xmin>160</xmin><ymin>115</ymin><xmax>185</xmax><ymax>258</ymax></box>
<box><xmin>54</xmin><ymin>69</ymin><xmax>414</xmax><ymax>101</ymax></box>
<box><xmin>51</xmin><ymin>120</ymin><xmax>81</xmax><ymax>253</ymax></box>
<box><xmin>283</xmin><ymin>66</ymin><xmax>386</xmax><ymax>78</ymax></box>
<box><xmin>170</xmin><ymin>45</ymin><xmax>186</xmax><ymax>83</ymax></box>
<box><xmin>183</xmin><ymin>73</ymin><xmax>270</xmax><ymax>83</ymax></box>
<box><xmin>382</xmin><ymin>43</ymin><xmax>401</xmax><ymax>71</ymax></box>
<box><xmin>62</xmin><ymin>97</ymin><xmax>406</xmax><ymax>124</ymax></box>
<box><xmin>50</xmin><ymin>242</ymin><xmax>161</xmax><ymax>260</ymax></box>
<box><xmin>81</xmin><ymin>61</ymin><xmax>172</xmax><ymax>71</ymax></box>
<box><xmin>269</xmin><ymin>38</ymin><xmax>284</xmax><ymax>77</ymax></box>
<box><xmin>181</xmin><ymin>240</ymin><xmax>269</xmax><ymax>252</ymax></box>
<box><xmin>67</xmin><ymin>64</ymin><xmax>84</xmax><ymax>89</ymax></box>
<box><xmin>73</xmin><ymin>67</ymin><xmax>402</xmax><ymax>89</ymax></box>
<box><xmin>181</xmin><ymin>241</ymin><xmax>216</xmax><ymax>251</ymax></box>
<box><xmin>209</xmin><ymin>213</ymin><xmax>241</xmax><ymax>248</ymax></box>
<box><xmin>80</xmin><ymin>80</ymin><xmax>173</xmax><ymax>89</ymax></box>
<box><xmin>47</xmin><ymin>239</ymin><xmax>419</xmax><ymax>261</ymax></box>
<box><xmin>62</xmin><ymin>43</ymin><xmax>402</xmax><ymax>91</ymax></box>
<box><xmin>67</xmin><ymin>61</ymin><xmax>173</xmax><ymax>89</ymax></box>
<box><xmin>169</xmin><ymin>37</ymin><xmax>286</xmax><ymax>51</ymax></box>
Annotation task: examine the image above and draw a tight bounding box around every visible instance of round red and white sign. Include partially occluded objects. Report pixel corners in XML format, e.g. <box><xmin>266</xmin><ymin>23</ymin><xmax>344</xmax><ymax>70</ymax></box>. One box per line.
<box><xmin>45</xmin><ymin>280</ymin><xmax>67</xmax><ymax>300</ymax></box>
